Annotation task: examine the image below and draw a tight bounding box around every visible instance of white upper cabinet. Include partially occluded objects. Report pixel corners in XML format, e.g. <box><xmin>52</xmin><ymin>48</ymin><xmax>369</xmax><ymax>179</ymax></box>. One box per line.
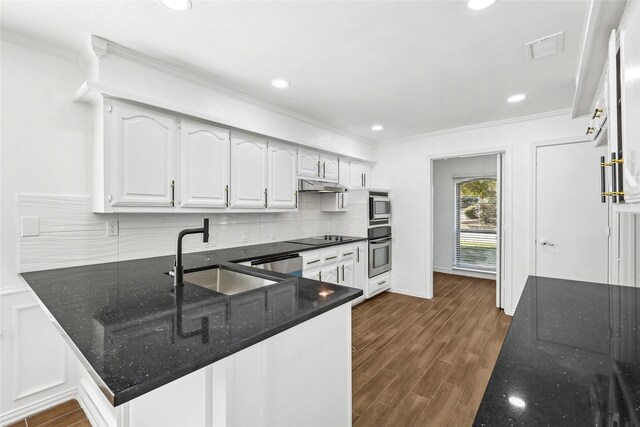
<box><xmin>108</xmin><ymin>101</ymin><xmax>177</xmax><ymax>207</ymax></box>
<box><xmin>620</xmin><ymin>1</ymin><xmax>640</xmax><ymax>204</ymax></box>
<box><xmin>230</xmin><ymin>131</ymin><xmax>268</xmax><ymax>209</ymax></box>
<box><xmin>350</xmin><ymin>161</ymin><xmax>372</xmax><ymax>188</ymax></box>
<box><xmin>267</xmin><ymin>142</ymin><xmax>298</xmax><ymax>209</ymax></box>
<box><xmin>179</xmin><ymin>120</ymin><xmax>230</xmax><ymax>208</ymax></box>
<box><xmin>297</xmin><ymin>148</ymin><xmax>320</xmax><ymax>179</ymax></box>
<box><xmin>321</xmin><ymin>154</ymin><xmax>339</xmax><ymax>183</ymax></box>
<box><xmin>338</xmin><ymin>158</ymin><xmax>350</xmax><ymax>187</ymax></box>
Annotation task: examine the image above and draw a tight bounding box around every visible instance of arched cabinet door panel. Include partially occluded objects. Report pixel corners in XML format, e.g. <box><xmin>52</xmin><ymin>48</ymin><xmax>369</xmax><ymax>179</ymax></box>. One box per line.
<box><xmin>268</xmin><ymin>142</ymin><xmax>297</xmax><ymax>209</ymax></box>
<box><xmin>109</xmin><ymin>101</ymin><xmax>177</xmax><ymax>207</ymax></box>
<box><xmin>179</xmin><ymin>121</ymin><xmax>230</xmax><ymax>208</ymax></box>
<box><xmin>230</xmin><ymin>131</ymin><xmax>268</xmax><ymax>209</ymax></box>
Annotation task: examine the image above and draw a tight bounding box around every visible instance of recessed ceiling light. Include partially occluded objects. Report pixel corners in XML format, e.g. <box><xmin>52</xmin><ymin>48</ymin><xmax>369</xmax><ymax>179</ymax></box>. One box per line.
<box><xmin>159</xmin><ymin>0</ymin><xmax>192</xmax><ymax>11</ymax></box>
<box><xmin>467</xmin><ymin>0</ymin><xmax>498</xmax><ymax>10</ymax></box>
<box><xmin>271</xmin><ymin>79</ymin><xmax>290</xmax><ymax>88</ymax></box>
<box><xmin>371</xmin><ymin>124</ymin><xmax>384</xmax><ymax>131</ymax></box>
<box><xmin>507</xmin><ymin>94</ymin><xmax>526</xmax><ymax>103</ymax></box>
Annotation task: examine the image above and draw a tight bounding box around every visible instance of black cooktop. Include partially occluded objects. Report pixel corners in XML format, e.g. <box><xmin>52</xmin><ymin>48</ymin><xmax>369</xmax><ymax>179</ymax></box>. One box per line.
<box><xmin>285</xmin><ymin>235</ymin><xmax>357</xmax><ymax>246</ymax></box>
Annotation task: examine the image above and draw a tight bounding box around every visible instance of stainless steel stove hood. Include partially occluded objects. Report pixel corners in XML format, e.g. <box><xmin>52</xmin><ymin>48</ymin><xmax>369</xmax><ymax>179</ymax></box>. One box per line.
<box><xmin>298</xmin><ymin>179</ymin><xmax>347</xmax><ymax>193</ymax></box>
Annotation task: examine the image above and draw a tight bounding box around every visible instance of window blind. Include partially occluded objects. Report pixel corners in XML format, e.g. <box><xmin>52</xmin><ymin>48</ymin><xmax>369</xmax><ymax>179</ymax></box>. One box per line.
<box><xmin>454</xmin><ymin>178</ymin><xmax>497</xmax><ymax>272</ymax></box>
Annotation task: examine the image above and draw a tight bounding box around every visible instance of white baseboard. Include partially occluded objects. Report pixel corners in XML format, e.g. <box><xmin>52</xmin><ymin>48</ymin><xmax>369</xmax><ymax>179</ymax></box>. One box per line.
<box><xmin>0</xmin><ymin>387</ymin><xmax>78</xmax><ymax>426</ymax></box>
<box><xmin>388</xmin><ymin>287</ymin><xmax>431</xmax><ymax>299</ymax></box>
<box><xmin>433</xmin><ymin>267</ymin><xmax>496</xmax><ymax>281</ymax></box>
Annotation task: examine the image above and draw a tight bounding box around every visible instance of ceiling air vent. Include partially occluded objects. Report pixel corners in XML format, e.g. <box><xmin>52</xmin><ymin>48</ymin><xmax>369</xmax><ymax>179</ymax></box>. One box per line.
<box><xmin>525</xmin><ymin>31</ymin><xmax>564</xmax><ymax>61</ymax></box>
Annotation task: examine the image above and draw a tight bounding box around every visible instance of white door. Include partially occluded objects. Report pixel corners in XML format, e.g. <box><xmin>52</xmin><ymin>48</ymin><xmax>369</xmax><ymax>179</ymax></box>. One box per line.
<box><xmin>297</xmin><ymin>148</ymin><xmax>320</xmax><ymax>179</ymax></box>
<box><xmin>267</xmin><ymin>142</ymin><xmax>297</xmax><ymax>209</ymax></box>
<box><xmin>230</xmin><ymin>131</ymin><xmax>268</xmax><ymax>209</ymax></box>
<box><xmin>350</xmin><ymin>161</ymin><xmax>371</xmax><ymax>188</ymax></box>
<box><xmin>338</xmin><ymin>158</ymin><xmax>350</xmax><ymax>187</ymax></box>
<box><xmin>321</xmin><ymin>266</ymin><xmax>339</xmax><ymax>284</ymax></box>
<box><xmin>535</xmin><ymin>142</ymin><xmax>608</xmax><ymax>283</ymax></box>
<box><xmin>179</xmin><ymin>120</ymin><xmax>230</xmax><ymax>208</ymax></box>
<box><xmin>340</xmin><ymin>260</ymin><xmax>355</xmax><ymax>287</ymax></box>
<box><xmin>620</xmin><ymin>2</ymin><xmax>640</xmax><ymax>203</ymax></box>
<box><xmin>110</xmin><ymin>101</ymin><xmax>176</xmax><ymax>207</ymax></box>
<box><xmin>321</xmin><ymin>154</ymin><xmax>339</xmax><ymax>183</ymax></box>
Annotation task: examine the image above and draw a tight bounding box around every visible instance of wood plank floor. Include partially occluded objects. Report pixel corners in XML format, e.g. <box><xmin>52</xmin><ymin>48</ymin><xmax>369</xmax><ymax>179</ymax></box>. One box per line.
<box><xmin>6</xmin><ymin>399</ymin><xmax>90</xmax><ymax>427</ymax></box>
<box><xmin>351</xmin><ymin>272</ymin><xmax>511</xmax><ymax>427</ymax></box>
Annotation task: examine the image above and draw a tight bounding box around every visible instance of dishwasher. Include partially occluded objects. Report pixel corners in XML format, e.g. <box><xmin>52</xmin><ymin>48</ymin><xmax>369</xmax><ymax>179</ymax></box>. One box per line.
<box><xmin>251</xmin><ymin>253</ymin><xmax>303</xmax><ymax>277</ymax></box>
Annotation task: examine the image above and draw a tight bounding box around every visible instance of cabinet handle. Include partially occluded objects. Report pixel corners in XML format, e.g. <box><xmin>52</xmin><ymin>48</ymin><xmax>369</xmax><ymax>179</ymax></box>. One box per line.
<box><xmin>294</xmin><ymin>190</ymin><xmax>298</xmax><ymax>208</ymax></box>
<box><xmin>378</xmin><ymin>280</ymin><xmax>387</xmax><ymax>285</ymax></box>
<box><xmin>319</xmin><ymin>271</ymin><xmax>322</xmax><ymax>281</ymax></box>
<box><xmin>356</xmin><ymin>247</ymin><xmax>360</xmax><ymax>262</ymax></box>
<box><xmin>170</xmin><ymin>180</ymin><xmax>175</xmax><ymax>206</ymax></box>
<box><xmin>337</xmin><ymin>266</ymin><xmax>340</xmax><ymax>281</ymax></box>
<box><xmin>341</xmin><ymin>265</ymin><xmax>345</xmax><ymax>282</ymax></box>
<box><xmin>592</xmin><ymin>108</ymin><xmax>603</xmax><ymax>119</ymax></box>
<box><xmin>611</xmin><ymin>153</ymin><xmax>618</xmax><ymax>204</ymax></box>
<box><xmin>361</xmin><ymin>173</ymin><xmax>364</xmax><ymax>187</ymax></box>
<box><xmin>264</xmin><ymin>188</ymin><xmax>268</xmax><ymax>208</ymax></box>
<box><xmin>323</xmin><ymin>162</ymin><xmax>326</xmax><ymax>178</ymax></box>
<box><xmin>325</xmin><ymin>255</ymin><xmax>337</xmax><ymax>260</ymax></box>
<box><xmin>343</xmin><ymin>252</ymin><xmax>353</xmax><ymax>256</ymax></box>
<box><xmin>317</xmin><ymin>160</ymin><xmax>321</xmax><ymax>177</ymax></box>
<box><xmin>225</xmin><ymin>185</ymin><xmax>229</xmax><ymax>207</ymax></box>
<box><xmin>600</xmin><ymin>156</ymin><xmax>606</xmax><ymax>203</ymax></box>
<box><xmin>586</xmin><ymin>127</ymin><xmax>595</xmax><ymax>135</ymax></box>
<box><xmin>364</xmin><ymin>173</ymin><xmax>367</xmax><ymax>187</ymax></box>
<box><xmin>340</xmin><ymin>193</ymin><xmax>344</xmax><ymax>208</ymax></box>
<box><xmin>306</xmin><ymin>259</ymin><xmax>320</xmax><ymax>265</ymax></box>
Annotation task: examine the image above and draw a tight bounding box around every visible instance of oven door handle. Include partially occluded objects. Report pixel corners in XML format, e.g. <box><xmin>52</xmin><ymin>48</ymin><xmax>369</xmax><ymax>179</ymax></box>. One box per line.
<box><xmin>370</xmin><ymin>237</ymin><xmax>392</xmax><ymax>245</ymax></box>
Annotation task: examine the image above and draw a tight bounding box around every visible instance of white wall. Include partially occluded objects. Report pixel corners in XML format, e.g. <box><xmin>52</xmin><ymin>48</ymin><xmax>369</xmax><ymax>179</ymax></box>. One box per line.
<box><xmin>373</xmin><ymin>113</ymin><xmax>590</xmax><ymax>314</ymax></box>
<box><xmin>432</xmin><ymin>154</ymin><xmax>497</xmax><ymax>272</ymax></box>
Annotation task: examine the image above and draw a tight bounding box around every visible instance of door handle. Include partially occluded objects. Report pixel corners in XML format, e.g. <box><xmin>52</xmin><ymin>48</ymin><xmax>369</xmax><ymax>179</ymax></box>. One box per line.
<box><xmin>539</xmin><ymin>240</ymin><xmax>555</xmax><ymax>247</ymax></box>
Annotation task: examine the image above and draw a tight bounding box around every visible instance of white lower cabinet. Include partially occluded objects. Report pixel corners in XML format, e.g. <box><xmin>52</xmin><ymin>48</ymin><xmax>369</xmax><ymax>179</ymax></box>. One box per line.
<box><xmin>79</xmin><ymin>304</ymin><xmax>352</xmax><ymax>427</ymax></box>
<box><xmin>369</xmin><ymin>272</ymin><xmax>391</xmax><ymax>297</ymax></box>
<box><xmin>300</xmin><ymin>242</ymin><xmax>368</xmax><ymax>304</ymax></box>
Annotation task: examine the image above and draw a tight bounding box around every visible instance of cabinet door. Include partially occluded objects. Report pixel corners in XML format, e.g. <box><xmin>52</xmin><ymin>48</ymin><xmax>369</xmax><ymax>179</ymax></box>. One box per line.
<box><xmin>350</xmin><ymin>161</ymin><xmax>372</xmax><ymax>188</ymax></box>
<box><xmin>297</xmin><ymin>148</ymin><xmax>320</xmax><ymax>179</ymax></box>
<box><xmin>620</xmin><ymin>2</ymin><xmax>640</xmax><ymax>203</ymax></box>
<box><xmin>109</xmin><ymin>101</ymin><xmax>177</xmax><ymax>207</ymax></box>
<box><xmin>340</xmin><ymin>260</ymin><xmax>355</xmax><ymax>287</ymax></box>
<box><xmin>179</xmin><ymin>120</ymin><xmax>230</xmax><ymax>208</ymax></box>
<box><xmin>267</xmin><ymin>142</ymin><xmax>297</xmax><ymax>209</ymax></box>
<box><xmin>338</xmin><ymin>158</ymin><xmax>350</xmax><ymax>187</ymax></box>
<box><xmin>321</xmin><ymin>266</ymin><xmax>339</xmax><ymax>285</ymax></box>
<box><xmin>321</xmin><ymin>154</ymin><xmax>339</xmax><ymax>183</ymax></box>
<box><xmin>230</xmin><ymin>132</ymin><xmax>268</xmax><ymax>208</ymax></box>
<box><xmin>303</xmin><ymin>269</ymin><xmax>321</xmax><ymax>281</ymax></box>
<box><xmin>355</xmin><ymin>243</ymin><xmax>367</xmax><ymax>294</ymax></box>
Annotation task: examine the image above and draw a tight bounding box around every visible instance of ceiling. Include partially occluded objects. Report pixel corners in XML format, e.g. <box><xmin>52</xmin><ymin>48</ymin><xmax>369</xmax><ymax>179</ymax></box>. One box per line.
<box><xmin>1</xmin><ymin>0</ymin><xmax>587</xmax><ymax>142</ymax></box>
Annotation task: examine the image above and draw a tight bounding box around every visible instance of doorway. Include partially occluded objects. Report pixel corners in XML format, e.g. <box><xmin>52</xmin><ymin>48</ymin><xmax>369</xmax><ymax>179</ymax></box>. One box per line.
<box><xmin>432</xmin><ymin>153</ymin><xmax>505</xmax><ymax>308</ymax></box>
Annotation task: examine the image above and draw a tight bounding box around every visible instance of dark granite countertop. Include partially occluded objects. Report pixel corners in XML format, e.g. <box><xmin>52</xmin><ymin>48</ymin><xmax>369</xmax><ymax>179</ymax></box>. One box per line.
<box><xmin>474</xmin><ymin>276</ymin><xmax>640</xmax><ymax>426</ymax></box>
<box><xmin>21</xmin><ymin>238</ymin><xmax>366</xmax><ymax>406</ymax></box>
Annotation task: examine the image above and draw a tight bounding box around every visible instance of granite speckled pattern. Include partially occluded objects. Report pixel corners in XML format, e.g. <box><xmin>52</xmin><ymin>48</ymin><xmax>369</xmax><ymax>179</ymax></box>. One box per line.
<box><xmin>21</xmin><ymin>238</ymin><xmax>365</xmax><ymax>406</ymax></box>
<box><xmin>474</xmin><ymin>276</ymin><xmax>640</xmax><ymax>426</ymax></box>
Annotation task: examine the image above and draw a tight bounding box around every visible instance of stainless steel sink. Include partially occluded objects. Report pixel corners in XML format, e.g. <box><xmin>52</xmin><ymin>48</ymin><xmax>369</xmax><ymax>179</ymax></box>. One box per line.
<box><xmin>183</xmin><ymin>267</ymin><xmax>277</xmax><ymax>295</ymax></box>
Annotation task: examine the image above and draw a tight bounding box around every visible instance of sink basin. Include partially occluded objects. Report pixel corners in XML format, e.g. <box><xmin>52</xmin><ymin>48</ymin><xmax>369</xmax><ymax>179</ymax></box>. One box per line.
<box><xmin>183</xmin><ymin>267</ymin><xmax>277</xmax><ymax>295</ymax></box>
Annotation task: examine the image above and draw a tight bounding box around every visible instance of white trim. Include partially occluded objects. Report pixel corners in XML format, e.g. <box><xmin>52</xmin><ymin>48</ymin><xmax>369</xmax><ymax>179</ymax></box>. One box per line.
<box><xmin>89</xmin><ymin>36</ymin><xmax>374</xmax><ymax>148</ymax></box>
<box><xmin>529</xmin><ymin>136</ymin><xmax>590</xmax><ymax>278</ymax></box>
<box><xmin>388</xmin><ymin>287</ymin><xmax>429</xmax><ymax>299</ymax></box>
<box><xmin>382</xmin><ymin>109</ymin><xmax>573</xmax><ymax>144</ymax></box>
<box><xmin>427</xmin><ymin>145</ymin><xmax>513</xmax><ymax>313</ymax></box>
<box><xmin>0</xmin><ymin>387</ymin><xmax>79</xmax><ymax>426</ymax></box>
<box><xmin>0</xmin><ymin>286</ymin><xmax>30</xmax><ymax>296</ymax></box>
<box><xmin>77</xmin><ymin>377</ymin><xmax>112</xmax><ymax>427</ymax></box>
<box><xmin>433</xmin><ymin>267</ymin><xmax>496</xmax><ymax>281</ymax></box>
<box><xmin>0</xmin><ymin>29</ymin><xmax>81</xmax><ymax>62</ymax></box>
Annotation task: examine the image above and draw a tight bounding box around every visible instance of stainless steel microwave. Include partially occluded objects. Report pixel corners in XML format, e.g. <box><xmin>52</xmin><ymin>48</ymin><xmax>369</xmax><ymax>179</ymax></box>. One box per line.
<box><xmin>369</xmin><ymin>192</ymin><xmax>391</xmax><ymax>225</ymax></box>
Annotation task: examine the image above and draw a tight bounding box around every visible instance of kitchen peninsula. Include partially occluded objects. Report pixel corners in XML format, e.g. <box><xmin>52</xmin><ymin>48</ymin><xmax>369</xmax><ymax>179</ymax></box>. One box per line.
<box><xmin>21</xmin><ymin>238</ymin><xmax>365</xmax><ymax>427</ymax></box>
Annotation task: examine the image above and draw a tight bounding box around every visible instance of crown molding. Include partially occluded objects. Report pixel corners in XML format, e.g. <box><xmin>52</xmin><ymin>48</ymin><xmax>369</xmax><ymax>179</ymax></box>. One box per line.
<box><xmin>380</xmin><ymin>108</ymin><xmax>575</xmax><ymax>144</ymax></box>
<box><xmin>89</xmin><ymin>35</ymin><xmax>374</xmax><ymax>146</ymax></box>
<box><xmin>1</xmin><ymin>28</ymin><xmax>80</xmax><ymax>63</ymax></box>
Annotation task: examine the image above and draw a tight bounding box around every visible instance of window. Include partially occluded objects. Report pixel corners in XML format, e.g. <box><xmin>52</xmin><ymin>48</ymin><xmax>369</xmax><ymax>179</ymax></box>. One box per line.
<box><xmin>454</xmin><ymin>177</ymin><xmax>497</xmax><ymax>272</ymax></box>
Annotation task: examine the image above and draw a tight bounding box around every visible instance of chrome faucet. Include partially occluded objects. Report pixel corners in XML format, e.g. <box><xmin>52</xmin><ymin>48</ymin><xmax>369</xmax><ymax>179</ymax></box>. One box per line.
<box><xmin>173</xmin><ymin>218</ymin><xmax>209</xmax><ymax>287</ymax></box>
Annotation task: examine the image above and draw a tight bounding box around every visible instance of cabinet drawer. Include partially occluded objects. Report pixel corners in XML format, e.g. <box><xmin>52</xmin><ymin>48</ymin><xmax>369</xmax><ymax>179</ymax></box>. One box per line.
<box><xmin>321</xmin><ymin>249</ymin><xmax>339</xmax><ymax>266</ymax></box>
<box><xmin>338</xmin><ymin>246</ymin><xmax>355</xmax><ymax>261</ymax></box>
<box><xmin>369</xmin><ymin>274</ymin><xmax>390</xmax><ymax>297</ymax></box>
<box><xmin>302</xmin><ymin>252</ymin><xmax>321</xmax><ymax>271</ymax></box>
